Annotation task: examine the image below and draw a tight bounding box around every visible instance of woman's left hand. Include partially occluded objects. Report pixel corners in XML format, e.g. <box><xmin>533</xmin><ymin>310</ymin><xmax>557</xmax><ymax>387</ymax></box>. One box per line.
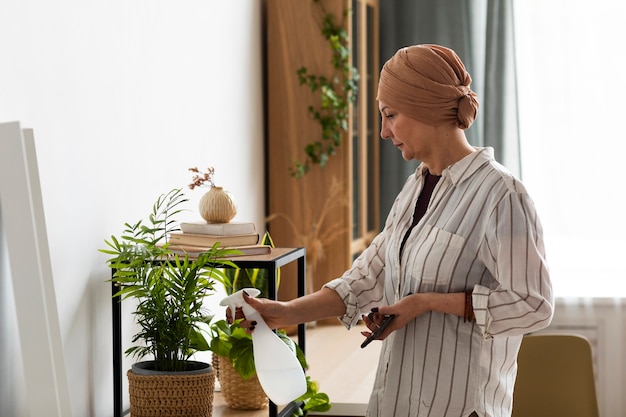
<box><xmin>361</xmin><ymin>292</ymin><xmax>467</xmax><ymax>341</ymax></box>
<box><xmin>361</xmin><ymin>293</ymin><xmax>433</xmax><ymax>341</ymax></box>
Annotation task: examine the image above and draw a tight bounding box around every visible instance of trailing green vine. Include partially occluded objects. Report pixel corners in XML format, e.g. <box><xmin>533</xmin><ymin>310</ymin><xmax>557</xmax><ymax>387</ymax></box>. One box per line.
<box><xmin>291</xmin><ymin>0</ymin><xmax>359</xmax><ymax>179</ymax></box>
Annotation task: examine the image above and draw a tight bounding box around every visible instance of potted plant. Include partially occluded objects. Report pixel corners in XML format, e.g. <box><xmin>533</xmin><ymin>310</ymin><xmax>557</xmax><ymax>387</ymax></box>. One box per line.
<box><xmin>100</xmin><ymin>188</ymin><xmax>239</xmax><ymax>417</ymax></box>
<box><xmin>206</xmin><ymin>231</ymin><xmax>330</xmax><ymax>415</ymax></box>
<box><xmin>209</xmin><ymin>319</ymin><xmax>331</xmax><ymax>416</ymax></box>
<box><xmin>207</xmin><ymin>231</ymin><xmax>276</xmax><ymax>410</ymax></box>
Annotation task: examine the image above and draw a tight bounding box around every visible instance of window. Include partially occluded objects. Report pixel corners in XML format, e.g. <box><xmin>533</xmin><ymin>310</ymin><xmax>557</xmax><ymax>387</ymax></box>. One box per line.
<box><xmin>514</xmin><ymin>1</ymin><xmax>626</xmax><ymax>297</ymax></box>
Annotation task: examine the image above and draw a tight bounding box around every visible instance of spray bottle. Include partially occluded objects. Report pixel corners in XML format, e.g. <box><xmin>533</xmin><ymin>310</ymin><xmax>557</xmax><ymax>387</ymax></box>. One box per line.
<box><xmin>220</xmin><ymin>288</ymin><xmax>307</xmax><ymax>405</ymax></box>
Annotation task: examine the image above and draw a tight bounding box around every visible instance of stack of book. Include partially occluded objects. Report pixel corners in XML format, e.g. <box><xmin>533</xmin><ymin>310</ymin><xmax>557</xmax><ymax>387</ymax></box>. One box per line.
<box><xmin>167</xmin><ymin>221</ymin><xmax>271</xmax><ymax>256</ymax></box>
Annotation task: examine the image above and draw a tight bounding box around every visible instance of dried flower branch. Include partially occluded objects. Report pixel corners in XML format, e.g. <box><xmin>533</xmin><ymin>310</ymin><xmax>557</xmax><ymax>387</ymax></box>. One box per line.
<box><xmin>188</xmin><ymin>167</ymin><xmax>215</xmax><ymax>190</ymax></box>
<box><xmin>266</xmin><ymin>177</ymin><xmax>348</xmax><ymax>269</ymax></box>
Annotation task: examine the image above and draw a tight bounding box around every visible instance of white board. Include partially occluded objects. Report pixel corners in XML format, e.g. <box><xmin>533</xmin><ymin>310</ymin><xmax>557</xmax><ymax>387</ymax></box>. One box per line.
<box><xmin>0</xmin><ymin>121</ymin><xmax>72</xmax><ymax>417</ymax></box>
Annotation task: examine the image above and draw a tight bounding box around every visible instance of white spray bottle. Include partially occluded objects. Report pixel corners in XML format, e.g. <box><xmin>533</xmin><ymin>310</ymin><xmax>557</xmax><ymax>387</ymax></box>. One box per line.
<box><xmin>220</xmin><ymin>288</ymin><xmax>307</xmax><ymax>405</ymax></box>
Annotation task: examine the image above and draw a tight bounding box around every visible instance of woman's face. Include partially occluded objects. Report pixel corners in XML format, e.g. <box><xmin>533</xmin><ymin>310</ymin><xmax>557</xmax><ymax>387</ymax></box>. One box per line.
<box><xmin>379</xmin><ymin>100</ymin><xmax>436</xmax><ymax>161</ymax></box>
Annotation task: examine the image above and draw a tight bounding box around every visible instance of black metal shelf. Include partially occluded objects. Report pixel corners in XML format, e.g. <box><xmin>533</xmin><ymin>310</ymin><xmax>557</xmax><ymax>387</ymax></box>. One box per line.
<box><xmin>111</xmin><ymin>247</ymin><xmax>306</xmax><ymax>417</ymax></box>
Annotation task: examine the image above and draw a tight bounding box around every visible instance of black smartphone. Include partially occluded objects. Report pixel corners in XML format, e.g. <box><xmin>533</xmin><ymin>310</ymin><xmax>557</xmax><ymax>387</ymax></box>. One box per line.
<box><xmin>360</xmin><ymin>314</ymin><xmax>395</xmax><ymax>348</ymax></box>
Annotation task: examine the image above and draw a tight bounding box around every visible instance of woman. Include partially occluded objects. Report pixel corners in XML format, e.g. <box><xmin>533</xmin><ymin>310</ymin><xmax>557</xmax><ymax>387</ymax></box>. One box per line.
<box><xmin>235</xmin><ymin>44</ymin><xmax>554</xmax><ymax>417</ymax></box>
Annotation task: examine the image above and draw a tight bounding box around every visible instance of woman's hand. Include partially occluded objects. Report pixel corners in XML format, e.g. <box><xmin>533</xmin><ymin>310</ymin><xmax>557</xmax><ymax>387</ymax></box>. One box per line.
<box><xmin>225</xmin><ymin>287</ymin><xmax>347</xmax><ymax>333</ymax></box>
<box><xmin>225</xmin><ymin>291</ymin><xmax>290</xmax><ymax>332</ymax></box>
<box><xmin>361</xmin><ymin>292</ymin><xmax>465</xmax><ymax>342</ymax></box>
<box><xmin>361</xmin><ymin>293</ymin><xmax>431</xmax><ymax>342</ymax></box>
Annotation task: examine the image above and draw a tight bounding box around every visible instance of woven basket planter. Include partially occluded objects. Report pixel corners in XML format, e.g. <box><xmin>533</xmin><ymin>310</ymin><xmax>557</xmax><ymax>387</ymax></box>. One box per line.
<box><xmin>212</xmin><ymin>353</ymin><xmax>220</xmax><ymax>381</ymax></box>
<box><xmin>127</xmin><ymin>361</ymin><xmax>215</xmax><ymax>417</ymax></box>
<box><xmin>218</xmin><ymin>355</ymin><xmax>268</xmax><ymax>410</ymax></box>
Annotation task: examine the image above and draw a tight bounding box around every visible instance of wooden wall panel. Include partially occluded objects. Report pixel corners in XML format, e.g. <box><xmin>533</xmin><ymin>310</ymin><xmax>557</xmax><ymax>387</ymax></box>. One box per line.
<box><xmin>266</xmin><ymin>0</ymin><xmax>352</xmax><ymax>302</ymax></box>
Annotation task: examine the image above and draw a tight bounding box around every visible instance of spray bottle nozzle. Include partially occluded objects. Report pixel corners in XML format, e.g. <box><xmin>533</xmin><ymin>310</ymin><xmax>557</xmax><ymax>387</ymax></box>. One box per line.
<box><xmin>220</xmin><ymin>288</ymin><xmax>261</xmax><ymax>319</ymax></box>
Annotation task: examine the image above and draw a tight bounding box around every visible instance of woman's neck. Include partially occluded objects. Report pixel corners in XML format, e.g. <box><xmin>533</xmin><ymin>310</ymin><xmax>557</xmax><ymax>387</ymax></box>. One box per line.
<box><xmin>424</xmin><ymin>129</ymin><xmax>474</xmax><ymax>175</ymax></box>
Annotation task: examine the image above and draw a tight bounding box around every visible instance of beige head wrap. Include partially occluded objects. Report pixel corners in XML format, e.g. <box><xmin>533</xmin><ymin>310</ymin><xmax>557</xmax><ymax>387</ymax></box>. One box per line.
<box><xmin>377</xmin><ymin>44</ymin><xmax>479</xmax><ymax>129</ymax></box>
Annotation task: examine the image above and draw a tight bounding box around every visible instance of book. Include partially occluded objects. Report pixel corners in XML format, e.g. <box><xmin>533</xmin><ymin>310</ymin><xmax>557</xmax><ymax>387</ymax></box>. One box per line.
<box><xmin>179</xmin><ymin>221</ymin><xmax>256</xmax><ymax>236</ymax></box>
<box><xmin>167</xmin><ymin>243</ymin><xmax>272</xmax><ymax>257</ymax></box>
<box><xmin>168</xmin><ymin>232</ymin><xmax>260</xmax><ymax>247</ymax></box>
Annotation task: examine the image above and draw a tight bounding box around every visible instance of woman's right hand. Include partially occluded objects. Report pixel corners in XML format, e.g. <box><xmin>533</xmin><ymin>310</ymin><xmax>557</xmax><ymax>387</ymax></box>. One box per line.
<box><xmin>225</xmin><ymin>291</ymin><xmax>288</xmax><ymax>332</ymax></box>
<box><xmin>226</xmin><ymin>287</ymin><xmax>346</xmax><ymax>333</ymax></box>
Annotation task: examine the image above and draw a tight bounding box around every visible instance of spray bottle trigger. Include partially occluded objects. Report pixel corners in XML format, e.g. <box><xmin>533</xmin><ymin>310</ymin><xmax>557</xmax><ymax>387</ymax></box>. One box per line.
<box><xmin>219</xmin><ymin>288</ymin><xmax>261</xmax><ymax>317</ymax></box>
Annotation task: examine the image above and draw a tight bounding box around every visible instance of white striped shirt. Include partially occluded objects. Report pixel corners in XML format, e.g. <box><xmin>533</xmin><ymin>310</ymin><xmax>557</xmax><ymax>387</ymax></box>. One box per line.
<box><xmin>324</xmin><ymin>147</ymin><xmax>554</xmax><ymax>417</ymax></box>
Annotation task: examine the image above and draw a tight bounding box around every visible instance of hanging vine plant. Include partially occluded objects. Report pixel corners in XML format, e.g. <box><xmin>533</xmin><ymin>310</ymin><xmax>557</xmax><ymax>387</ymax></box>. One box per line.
<box><xmin>290</xmin><ymin>0</ymin><xmax>359</xmax><ymax>179</ymax></box>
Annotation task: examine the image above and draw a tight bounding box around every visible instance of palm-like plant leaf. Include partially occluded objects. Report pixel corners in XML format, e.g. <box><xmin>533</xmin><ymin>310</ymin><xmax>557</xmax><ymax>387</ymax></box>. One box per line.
<box><xmin>100</xmin><ymin>188</ymin><xmax>237</xmax><ymax>372</ymax></box>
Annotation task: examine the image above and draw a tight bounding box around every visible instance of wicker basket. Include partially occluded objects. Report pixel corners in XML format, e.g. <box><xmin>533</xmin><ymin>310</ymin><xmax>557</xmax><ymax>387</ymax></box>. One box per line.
<box><xmin>127</xmin><ymin>365</ymin><xmax>215</xmax><ymax>417</ymax></box>
<box><xmin>218</xmin><ymin>355</ymin><xmax>268</xmax><ymax>410</ymax></box>
<box><xmin>212</xmin><ymin>353</ymin><xmax>220</xmax><ymax>381</ymax></box>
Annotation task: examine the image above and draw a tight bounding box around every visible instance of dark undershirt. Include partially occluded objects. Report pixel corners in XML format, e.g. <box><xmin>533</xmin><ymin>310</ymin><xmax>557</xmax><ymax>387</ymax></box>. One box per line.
<box><xmin>399</xmin><ymin>171</ymin><xmax>442</xmax><ymax>259</ymax></box>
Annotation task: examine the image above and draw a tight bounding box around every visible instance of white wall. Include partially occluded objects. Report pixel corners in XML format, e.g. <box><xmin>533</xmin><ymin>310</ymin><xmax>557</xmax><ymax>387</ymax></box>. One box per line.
<box><xmin>0</xmin><ymin>1</ymin><xmax>264</xmax><ymax>416</ymax></box>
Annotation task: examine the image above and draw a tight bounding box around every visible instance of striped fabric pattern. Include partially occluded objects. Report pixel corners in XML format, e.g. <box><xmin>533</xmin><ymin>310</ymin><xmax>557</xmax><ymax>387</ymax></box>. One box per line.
<box><xmin>325</xmin><ymin>147</ymin><xmax>553</xmax><ymax>417</ymax></box>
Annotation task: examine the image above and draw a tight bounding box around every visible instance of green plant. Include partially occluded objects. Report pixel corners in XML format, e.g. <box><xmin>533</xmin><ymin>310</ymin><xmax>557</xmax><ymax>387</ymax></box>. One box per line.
<box><xmin>210</xmin><ymin>319</ymin><xmax>331</xmax><ymax>416</ymax></box>
<box><xmin>100</xmin><ymin>188</ymin><xmax>240</xmax><ymax>372</ymax></box>
<box><xmin>291</xmin><ymin>0</ymin><xmax>359</xmax><ymax>179</ymax></box>
<box><xmin>266</xmin><ymin>176</ymin><xmax>347</xmax><ymax>277</ymax></box>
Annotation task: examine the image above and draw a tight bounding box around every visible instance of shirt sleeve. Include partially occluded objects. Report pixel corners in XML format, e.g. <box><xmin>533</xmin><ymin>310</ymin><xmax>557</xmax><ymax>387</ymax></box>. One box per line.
<box><xmin>323</xmin><ymin>230</ymin><xmax>388</xmax><ymax>329</ymax></box>
<box><xmin>323</xmin><ymin>173</ymin><xmax>419</xmax><ymax>329</ymax></box>
<box><xmin>474</xmin><ymin>190</ymin><xmax>554</xmax><ymax>338</ymax></box>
